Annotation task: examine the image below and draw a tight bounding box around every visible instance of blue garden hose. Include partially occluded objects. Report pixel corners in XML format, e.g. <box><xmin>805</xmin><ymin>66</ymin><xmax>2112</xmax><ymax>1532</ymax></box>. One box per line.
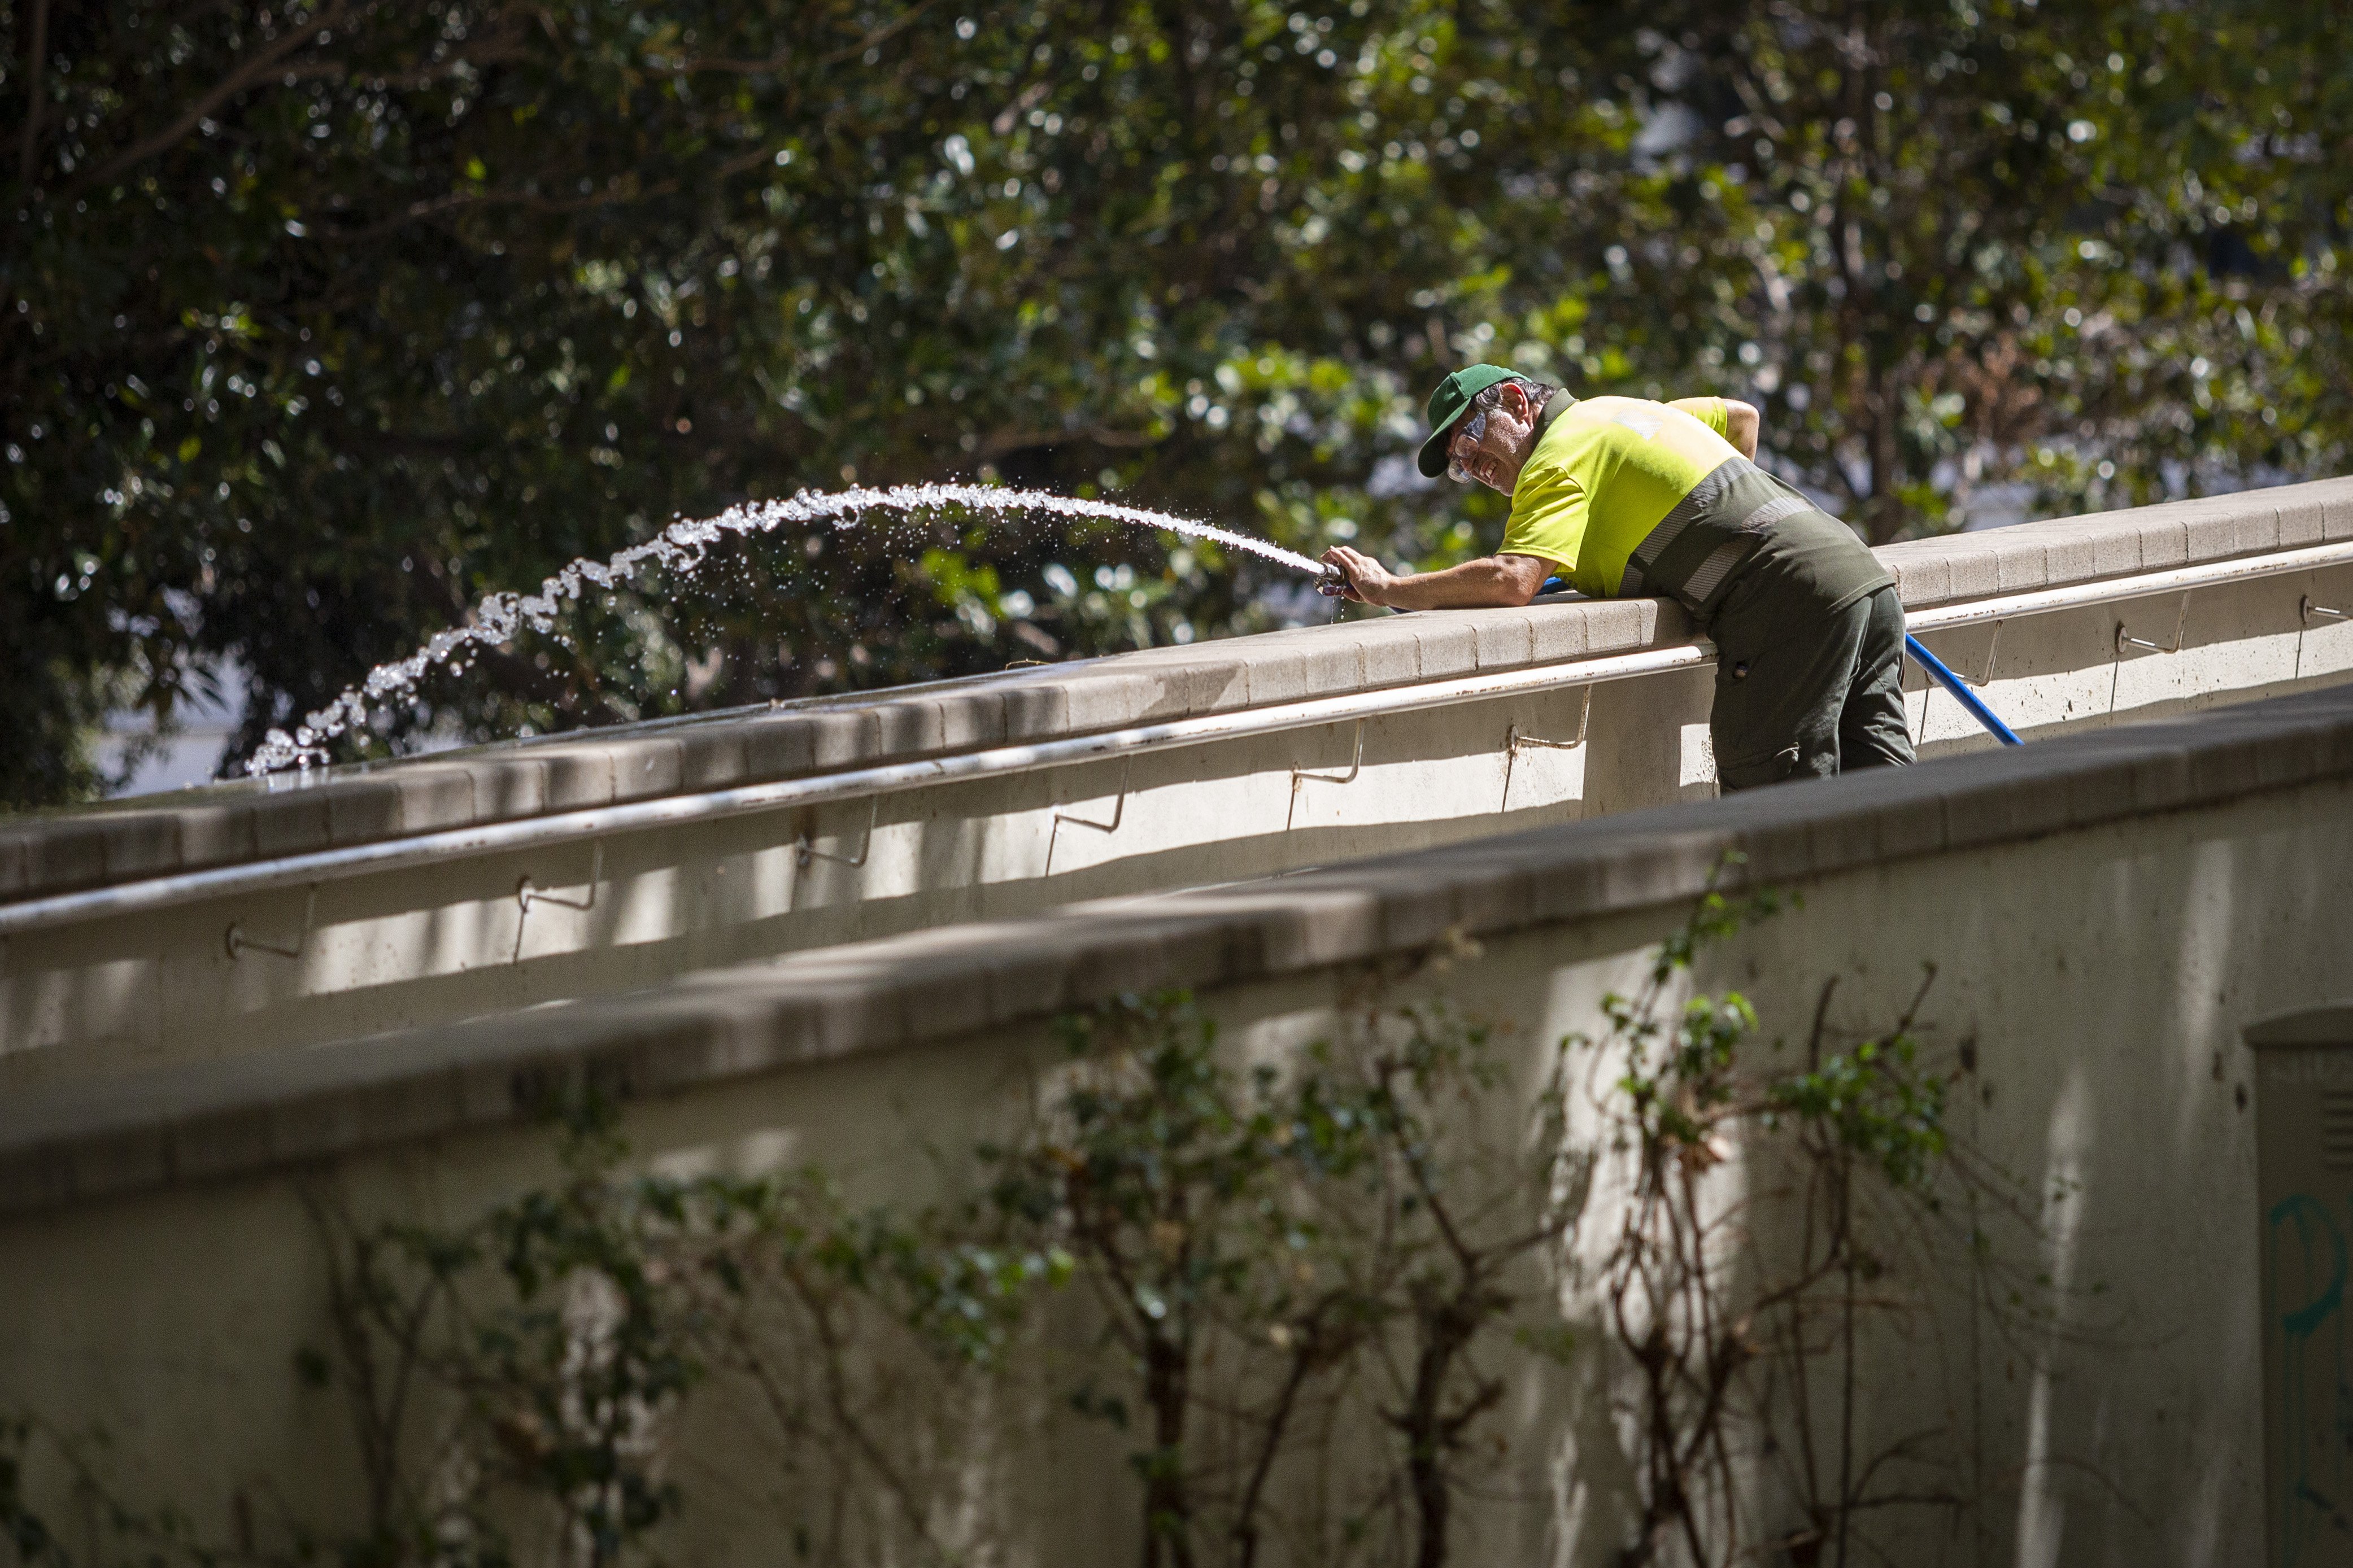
<box><xmin>1904</xmin><ymin>634</ymin><xmax>2023</xmax><ymax>746</ymax></box>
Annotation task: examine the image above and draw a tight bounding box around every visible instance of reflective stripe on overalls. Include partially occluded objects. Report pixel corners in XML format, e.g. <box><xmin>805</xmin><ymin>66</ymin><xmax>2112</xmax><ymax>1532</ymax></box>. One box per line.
<box><xmin>1617</xmin><ymin>456</ymin><xmax>1813</xmax><ymax>620</ymax></box>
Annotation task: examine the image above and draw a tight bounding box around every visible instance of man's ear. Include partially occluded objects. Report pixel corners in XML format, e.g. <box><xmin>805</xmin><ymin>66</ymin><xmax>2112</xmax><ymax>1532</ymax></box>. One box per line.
<box><xmin>1503</xmin><ymin>379</ymin><xmax>1532</xmax><ymax>420</ymax></box>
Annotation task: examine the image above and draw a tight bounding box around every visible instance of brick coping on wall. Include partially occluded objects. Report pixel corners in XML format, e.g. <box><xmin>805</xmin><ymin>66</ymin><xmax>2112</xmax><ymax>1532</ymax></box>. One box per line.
<box><xmin>5</xmin><ymin>477</ymin><xmax>2349</xmax><ymax>906</ymax></box>
<box><xmin>2</xmin><ymin>677</ymin><xmax>2350</xmax><ymax>1216</ymax></box>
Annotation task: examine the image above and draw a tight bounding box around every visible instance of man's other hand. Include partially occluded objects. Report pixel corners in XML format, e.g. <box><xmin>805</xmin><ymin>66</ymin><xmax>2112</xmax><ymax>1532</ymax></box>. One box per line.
<box><xmin>1725</xmin><ymin>400</ymin><xmax>1761</xmax><ymax>460</ymax></box>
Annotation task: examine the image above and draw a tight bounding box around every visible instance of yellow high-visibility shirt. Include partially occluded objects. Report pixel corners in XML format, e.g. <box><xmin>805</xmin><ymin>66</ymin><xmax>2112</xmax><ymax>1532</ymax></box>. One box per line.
<box><xmin>1499</xmin><ymin>395</ymin><xmax>1736</xmax><ymax>597</ymax></box>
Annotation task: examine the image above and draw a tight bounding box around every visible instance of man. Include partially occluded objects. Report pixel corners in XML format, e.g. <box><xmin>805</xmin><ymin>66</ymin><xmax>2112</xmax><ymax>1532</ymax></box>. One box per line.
<box><xmin>1320</xmin><ymin>365</ymin><xmax>1914</xmax><ymax>790</ymax></box>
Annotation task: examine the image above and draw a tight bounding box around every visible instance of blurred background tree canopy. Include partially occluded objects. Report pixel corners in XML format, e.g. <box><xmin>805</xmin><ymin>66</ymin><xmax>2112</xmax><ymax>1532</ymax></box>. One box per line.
<box><xmin>2</xmin><ymin>0</ymin><xmax>2345</xmax><ymax>803</ymax></box>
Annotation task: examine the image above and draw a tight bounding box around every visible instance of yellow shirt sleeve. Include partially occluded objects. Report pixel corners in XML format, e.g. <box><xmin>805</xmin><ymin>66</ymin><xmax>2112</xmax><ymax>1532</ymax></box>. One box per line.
<box><xmin>1667</xmin><ymin>396</ymin><xmax>1728</xmax><ymax>437</ymax></box>
<box><xmin>1500</xmin><ymin>456</ymin><xmax>1589</xmax><ymax>573</ymax></box>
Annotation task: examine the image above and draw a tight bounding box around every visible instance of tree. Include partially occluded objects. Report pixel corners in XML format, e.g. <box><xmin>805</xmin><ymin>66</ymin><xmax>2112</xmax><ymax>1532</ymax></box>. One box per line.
<box><xmin>4</xmin><ymin>0</ymin><xmax>2343</xmax><ymax>805</ymax></box>
<box><xmin>1546</xmin><ymin>0</ymin><xmax>2353</xmax><ymax>542</ymax></box>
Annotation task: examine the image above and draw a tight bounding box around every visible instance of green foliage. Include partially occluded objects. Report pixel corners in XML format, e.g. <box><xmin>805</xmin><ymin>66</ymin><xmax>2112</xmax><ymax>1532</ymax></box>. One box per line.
<box><xmin>990</xmin><ymin>990</ymin><xmax>1381</xmax><ymax>1566</ymax></box>
<box><xmin>988</xmin><ymin>986</ymin><xmax>1571</xmax><ymax>1568</ymax></box>
<box><xmin>5</xmin><ymin>1</ymin><xmax>2348</xmax><ymax>802</ymax></box>
<box><xmin>294</xmin><ymin>1086</ymin><xmax>1060</xmax><ymax>1568</ymax></box>
<box><xmin>1579</xmin><ymin>861</ymin><xmax>1972</xmax><ymax>1566</ymax></box>
<box><xmin>1596</xmin><ymin>872</ymin><xmax>1949</xmax><ymax>1200</ymax></box>
<box><xmin>317</xmin><ymin>1097</ymin><xmax>705</xmax><ymax>1568</ymax></box>
<box><xmin>1765</xmin><ymin>1025</ymin><xmax>1949</xmax><ymax>1197</ymax></box>
<box><xmin>1596</xmin><ymin>880</ymin><xmax>1784</xmax><ymax>1154</ymax></box>
<box><xmin>1588</xmin><ymin>0</ymin><xmax>2353</xmax><ymax>539</ymax></box>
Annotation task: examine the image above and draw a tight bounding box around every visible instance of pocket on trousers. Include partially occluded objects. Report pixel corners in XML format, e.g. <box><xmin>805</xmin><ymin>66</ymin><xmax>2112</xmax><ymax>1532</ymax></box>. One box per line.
<box><xmin>1717</xmin><ymin>744</ymin><xmax>1801</xmax><ymax>792</ymax></box>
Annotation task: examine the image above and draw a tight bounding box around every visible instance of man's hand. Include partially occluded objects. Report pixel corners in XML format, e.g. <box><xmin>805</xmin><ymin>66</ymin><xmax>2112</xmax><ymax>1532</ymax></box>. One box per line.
<box><xmin>1320</xmin><ymin>545</ymin><xmax>1401</xmax><ymax>605</ymax></box>
<box><xmin>1319</xmin><ymin>547</ymin><xmax>1552</xmax><ymax>610</ymax></box>
<box><xmin>1725</xmin><ymin>400</ymin><xmax>1761</xmax><ymax>460</ymax></box>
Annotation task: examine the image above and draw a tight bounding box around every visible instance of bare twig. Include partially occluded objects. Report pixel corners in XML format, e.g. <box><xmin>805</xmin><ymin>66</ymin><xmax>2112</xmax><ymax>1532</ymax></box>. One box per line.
<box><xmin>86</xmin><ymin>0</ymin><xmax>363</xmax><ymax>188</ymax></box>
<box><xmin>643</xmin><ymin>0</ymin><xmax>937</xmax><ymax>77</ymax></box>
<box><xmin>16</xmin><ymin>0</ymin><xmax>49</xmax><ymax>186</ymax></box>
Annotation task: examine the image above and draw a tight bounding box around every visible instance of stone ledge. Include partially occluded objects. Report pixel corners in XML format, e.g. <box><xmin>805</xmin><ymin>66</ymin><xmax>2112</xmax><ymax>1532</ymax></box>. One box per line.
<box><xmin>4</xmin><ymin>476</ymin><xmax>2347</xmax><ymax>906</ymax></box>
<box><xmin>4</xmin><ymin>680</ymin><xmax>2351</xmax><ymax>1216</ymax></box>
<box><xmin>1876</xmin><ymin>477</ymin><xmax>2353</xmax><ymax>608</ymax></box>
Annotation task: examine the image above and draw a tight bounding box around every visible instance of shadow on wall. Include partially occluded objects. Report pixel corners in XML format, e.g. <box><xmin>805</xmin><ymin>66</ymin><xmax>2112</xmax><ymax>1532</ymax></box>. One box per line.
<box><xmin>1353</xmin><ymin>818</ymin><xmax>2304</xmax><ymax>1563</ymax></box>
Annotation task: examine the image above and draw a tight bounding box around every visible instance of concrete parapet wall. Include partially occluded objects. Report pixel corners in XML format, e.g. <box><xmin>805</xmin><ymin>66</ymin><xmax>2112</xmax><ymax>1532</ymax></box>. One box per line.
<box><xmin>2</xmin><ymin>596</ymin><xmax>1681</xmax><ymax>903</ymax></box>
<box><xmin>1880</xmin><ymin>474</ymin><xmax>2353</xmax><ymax>605</ymax></box>
<box><xmin>6</xmin><ymin>475</ymin><xmax>2351</xmax><ymax>906</ymax></box>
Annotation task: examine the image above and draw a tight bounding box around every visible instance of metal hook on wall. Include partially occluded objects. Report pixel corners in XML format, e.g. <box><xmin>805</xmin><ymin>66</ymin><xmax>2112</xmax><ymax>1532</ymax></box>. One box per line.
<box><xmin>1044</xmin><ymin>759</ymin><xmax>1134</xmax><ymax>878</ymax></box>
<box><xmin>2298</xmin><ymin>591</ymin><xmax>2350</xmax><ymax>682</ymax></box>
<box><xmin>1287</xmin><ymin>719</ymin><xmax>1366</xmax><ymax>831</ymax></box>
<box><xmin>1908</xmin><ymin>621</ymin><xmax>2005</xmax><ymax>746</ymax></box>
<box><xmin>1292</xmin><ymin>720</ymin><xmax>1366</xmax><ymax>787</ymax></box>
<box><xmin>517</xmin><ymin>840</ymin><xmax>605</xmax><ymax>917</ymax></box>
<box><xmin>225</xmin><ymin>885</ymin><xmax>319</xmax><ymax>962</ymax></box>
<box><xmin>2111</xmin><ymin>592</ymin><xmax>2194</xmax><ymax>717</ymax></box>
<box><xmin>1966</xmin><ymin>619</ymin><xmax>2005</xmax><ymax>687</ymax></box>
<box><xmin>513</xmin><ymin>841</ymin><xmax>604</xmax><ymax>963</ymax></box>
<box><xmin>795</xmin><ymin>796</ymin><xmax>881</xmax><ymax>871</ymax></box>
<box><xmin>1500</xmin><ymin>687</ymin><xmax>1593</xmax><ymax>814</ymax></box>
<box><xmin>2114</xmin><ymin>594</ymin><xmax>2192</xmax><ymax>658</ymax></box>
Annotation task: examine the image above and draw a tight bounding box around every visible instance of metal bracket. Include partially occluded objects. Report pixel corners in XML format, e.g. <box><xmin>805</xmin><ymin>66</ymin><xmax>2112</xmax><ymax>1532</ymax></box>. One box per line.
<box><xmin>513</xmin><ymin>841</ymin><xmax>604</xmax><ymax>963</ymax></box>
<box><xmin>1291</xmin><ymin>720</ymin><xmax>1366</xmax><ymax>787</ymax></box>
<box><xmin>2298</xmin><ymin>592</ymin><xmax>2350</xmax><ymax>682</ymax></box>
<box><xmin>2110</xmin><ymin>594</ymin><xmax>2193</xmax><ymax>718</ymax></box>
<box><xmin>795</xmin><ymin>796</ymin><xmax>880</xmax><ymax>870</ymax></box>
<box><xmin>2114</xmin><ymin>596</ymin><xmax>2191</xmax><ymax>657</ymax></box>
<box><xmin>517</xmin><ymin>840</ymin><xmax>604</xmax><ymax>917</ymax></box>
<box><xmin>1287</xmin><ymin>720</ymin><xmax>1366</xmax><ymax>831</ymax></box>
<box><xmin>1908</xmin><ymin>623</ymin><xmax>2002</xmax><ymax>744</ymax></box>
<box><xmin>1963</xmin><ymin>620</ymin><xmax>2005</xmax><ymax>687</ymax></box>
<box><xmin>1044</xmin><ymin>760</ymin><xmax>1132</xmax><ymax>877</ymax></box>
<box><xmin>226</xmin><ymin>886</ymin><xmax>318</xmax><ymax>962</ymax></box>
<box><xmin>1500</xmin><ymin>688</ymin><xmax>1593</xmax><ymax>813</ymax></box>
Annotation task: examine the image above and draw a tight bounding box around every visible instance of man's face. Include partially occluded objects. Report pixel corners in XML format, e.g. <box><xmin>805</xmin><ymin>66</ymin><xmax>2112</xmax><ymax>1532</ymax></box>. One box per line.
<box><xmin>1446</xmin><ymin>380</ymin><xmax>1539</xmax><ymax>495</ymax></box>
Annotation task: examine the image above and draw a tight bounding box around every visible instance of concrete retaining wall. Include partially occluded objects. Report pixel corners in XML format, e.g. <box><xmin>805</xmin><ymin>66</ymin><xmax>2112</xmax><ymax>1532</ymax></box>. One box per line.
<box><xmin>5</xmin><ymin>675</ymin><xmax>2351</xmax><ymax>1562</ymax></box>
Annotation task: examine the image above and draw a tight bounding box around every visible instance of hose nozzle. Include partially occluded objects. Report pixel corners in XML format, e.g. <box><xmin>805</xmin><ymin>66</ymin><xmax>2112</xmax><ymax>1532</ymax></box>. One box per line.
<box><xmin>1315</xmin><ymin>563</ymin><xmax>1347</xmax><ymax>597</ymax></box>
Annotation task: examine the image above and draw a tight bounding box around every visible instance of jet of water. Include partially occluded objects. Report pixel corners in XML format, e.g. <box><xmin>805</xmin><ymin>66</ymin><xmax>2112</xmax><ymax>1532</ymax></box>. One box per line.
<box><xmin>245</xmin><ymin>483</ymin><xmax>1333</xmax><ymax>776</ymax></box>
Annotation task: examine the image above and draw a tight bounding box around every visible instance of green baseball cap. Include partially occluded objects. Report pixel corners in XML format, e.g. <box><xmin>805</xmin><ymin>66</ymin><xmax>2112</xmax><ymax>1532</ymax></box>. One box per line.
<box><xmin>1416</xmin><ymin>364</ymin><xmax>1522</xmax><ymax>478</ymax></box>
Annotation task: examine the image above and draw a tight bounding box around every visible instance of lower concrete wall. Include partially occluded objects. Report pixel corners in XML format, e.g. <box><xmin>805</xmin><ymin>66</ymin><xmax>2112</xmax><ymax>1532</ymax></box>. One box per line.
<box><xmin>7</xmin><ymin>689</ymin><xmax>2348</xmax><ymax>1563</ymax></box>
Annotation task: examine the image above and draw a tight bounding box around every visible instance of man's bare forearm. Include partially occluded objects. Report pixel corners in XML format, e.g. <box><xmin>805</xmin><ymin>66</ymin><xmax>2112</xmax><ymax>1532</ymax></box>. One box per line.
<box><xmin>1376</xmin><ymin>555</ymin><xmax>1548</xmax><ymax>610</ymax></box>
